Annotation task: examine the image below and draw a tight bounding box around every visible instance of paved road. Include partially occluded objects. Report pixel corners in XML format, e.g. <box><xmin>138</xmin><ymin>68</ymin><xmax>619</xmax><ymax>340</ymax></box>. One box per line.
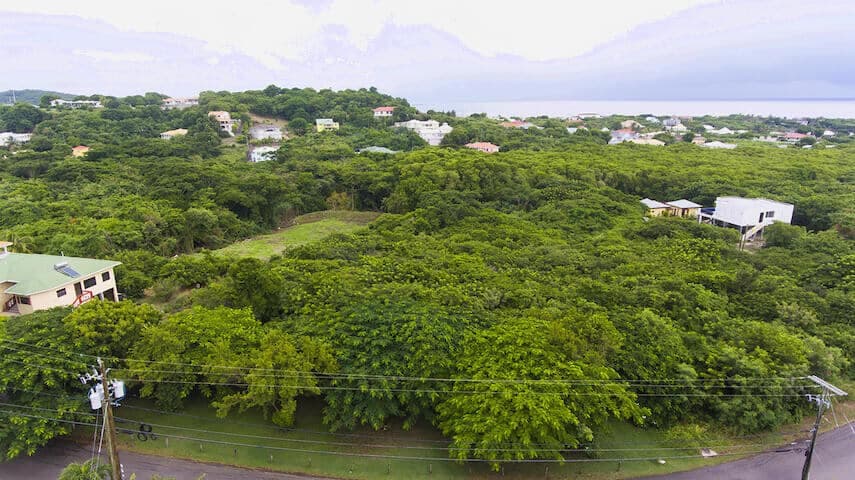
<box><xmin>645</xmin><ymin>422</ymin><xmax>855</xmax><ymax>480</ymax></box>
<box><xmin>0</xmin><ymin>440</ymin><xmax>326</xmax><ymax>480</ymax></box>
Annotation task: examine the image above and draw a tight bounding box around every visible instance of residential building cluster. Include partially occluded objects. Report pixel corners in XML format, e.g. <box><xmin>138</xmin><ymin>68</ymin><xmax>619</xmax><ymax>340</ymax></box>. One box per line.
<box><xmin>0</xmin><ymin>132</ymin><xmax>31</xmax><ymax>146</ymax></box>
<box><xmin>50</xmin><ymin>99</ymin><xmax>102</xmax><ymax>108</ymax></box>
<box><xmin>208</xmin><ymin>111</ymin><xmax>236</xmax><ymax>136</ymax></box>
<box><xmin>394</xmin><ymin>119</ymin><xmax>453</xmax><ymax>145</ymax></box>
<box><xmin>161</xmin><ymin>97</ymin><xmax>199</xmax><ymax>109</ymax></box>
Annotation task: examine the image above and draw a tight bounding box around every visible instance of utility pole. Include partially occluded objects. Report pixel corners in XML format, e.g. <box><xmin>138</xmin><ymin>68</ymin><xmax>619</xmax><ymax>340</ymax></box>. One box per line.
<box><xmin>81</xmin><ymin>359</ymin><xmax>125</xmax><ymax>480</ymax></box>
<box><xmin>99</xmin><ymin>358</ymin><xmax>123</xmax><ymax>480</ymax></box>
<box><xmin>802</xmin><ymin>376</ymin><xmax>848</xmax><ymax>480</ymax></box>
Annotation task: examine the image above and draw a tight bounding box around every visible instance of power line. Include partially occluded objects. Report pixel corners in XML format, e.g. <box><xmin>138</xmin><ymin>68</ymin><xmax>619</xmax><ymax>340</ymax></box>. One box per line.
<box><xmin>109</xmin><ymin>377</ymin><xmax>815</xmax><ymax>397</ymax></box>
<box><xmin>0</xmin><ymin>339</ymin><xmax>815</xmax><ymax>386</ymax></box>
<box><xmin>0</xmin><ymin>408</ymin><xmax>782</xmax><ymax>464</ymax></box>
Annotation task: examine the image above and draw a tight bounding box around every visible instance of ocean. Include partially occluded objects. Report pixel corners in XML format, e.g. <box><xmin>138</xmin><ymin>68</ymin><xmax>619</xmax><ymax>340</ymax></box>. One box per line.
<box><xmin>426</xmin><ymin>100</ymin><xmax>855</xmax><ymax>119</ymax></box>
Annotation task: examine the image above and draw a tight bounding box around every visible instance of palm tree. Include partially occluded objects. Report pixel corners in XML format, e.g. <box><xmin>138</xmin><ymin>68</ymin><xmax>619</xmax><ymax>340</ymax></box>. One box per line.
<box><xmin>57</xmin><ymin>459</ymin><xmax>111</xmax><ymax>480</ymax></box>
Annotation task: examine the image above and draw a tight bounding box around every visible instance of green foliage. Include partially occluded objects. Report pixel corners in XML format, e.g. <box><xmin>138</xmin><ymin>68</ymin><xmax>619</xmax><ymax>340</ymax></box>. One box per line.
<box><xmin>57</xmin><ymin>459</ymin><xmax>111</xmax><ymax>480</ymax></box>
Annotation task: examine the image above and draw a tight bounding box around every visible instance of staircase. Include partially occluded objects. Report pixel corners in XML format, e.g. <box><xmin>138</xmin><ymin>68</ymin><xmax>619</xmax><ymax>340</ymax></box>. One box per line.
<box><xmin>742</xmin><ymin>223</ymin><xmax>766</xmax><ymax>243</ymax></box>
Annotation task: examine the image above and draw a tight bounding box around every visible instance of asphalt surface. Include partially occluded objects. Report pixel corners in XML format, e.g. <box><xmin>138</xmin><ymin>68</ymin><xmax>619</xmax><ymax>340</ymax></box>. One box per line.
<box><xmin>0</xmin><ymin>440</ymin><xmax>325</xmax><ymax>480</ymax></box>
<box><xmin>645</xmin><ymin>422</ymin><xmax>855</xmax><ymax>480</ymax></box>
<box><xmin>1</xmin><ymin>423</ymin><xmax>852</xmax><ymax>480</ymax></box>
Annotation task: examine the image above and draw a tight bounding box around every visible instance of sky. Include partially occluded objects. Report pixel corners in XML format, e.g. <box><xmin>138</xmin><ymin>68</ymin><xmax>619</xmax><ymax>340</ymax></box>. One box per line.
<box><xmin>0</xmin><ymin>0</ymin><xmax>714</xmax><ymax>65</ymax></box>
<box><xmin>2</xmin><ymin>0</ymin><xmax>855</xmax><ymax>102</ymax></box>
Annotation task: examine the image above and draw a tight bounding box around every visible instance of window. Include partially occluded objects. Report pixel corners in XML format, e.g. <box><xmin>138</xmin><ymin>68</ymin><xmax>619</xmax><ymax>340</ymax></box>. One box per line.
<box><xmin>766</xmin><ymin>211</ymin><xmax>775</xmax><ymax>219</ymax></box>
<box><xmin>18</xmin><ymin>296</ymin><xmax>30</xmax><ymax>305</ymax></box>
<box><xmin>102</xmin><ymin>271</ymin><xmax>111</xmax><ymax>282</ymax></box>
<box><xmin>56</xmin><ymin>288</ymin><xmax>67</xmax><ymax>298</ymax></box>
<box><xmin>83</xmin><ymin>277</ymin><xmax>97</xmax><ymax>288</ymax></box>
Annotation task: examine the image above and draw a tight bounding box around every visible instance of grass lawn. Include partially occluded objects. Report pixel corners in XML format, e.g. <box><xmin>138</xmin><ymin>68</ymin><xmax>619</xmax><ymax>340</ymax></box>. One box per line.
<box><xmin>71</xmin><ymin>392</ymin><xmax>850</xmax><ymax>480</ymax></box>
<box><xmin>212</xmin><ymin>210</ymin><xmax>380</xmax><ymax>260</ymax></box>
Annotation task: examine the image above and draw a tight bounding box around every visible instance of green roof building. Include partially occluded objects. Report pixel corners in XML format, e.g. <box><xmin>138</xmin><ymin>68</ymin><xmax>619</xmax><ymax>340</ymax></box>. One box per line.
<box><xmin>0</xmin><ymin>242</ymin><xmax>121</xmax><ymax>315</ymax></box>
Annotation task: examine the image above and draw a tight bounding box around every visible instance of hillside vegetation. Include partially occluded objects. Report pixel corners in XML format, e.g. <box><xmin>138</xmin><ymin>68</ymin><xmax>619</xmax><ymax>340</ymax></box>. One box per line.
<box><xmin>0</xmin><ymin>87</ymin><xmax>852</xmax><ymax>472</ymax></box>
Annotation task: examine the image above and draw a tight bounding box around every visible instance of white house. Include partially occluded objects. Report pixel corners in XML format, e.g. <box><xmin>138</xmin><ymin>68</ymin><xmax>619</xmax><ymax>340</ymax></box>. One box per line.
<box><xmin>249</xmin><ymin>124</ymin><xmax>283</xmax><ymax>141</ymax></box>
<box><xmin>609</xmin><ymin>129</ymin><xmax>640</xmax><ymax>144</ymax></box>
<box><xmin>208</xmin><ymin>111</ymin><xmax>236</xmax><ymax>136</ymax></box>
<box><xmin>315</xmin><ymin>118</ymin><xmax>340</xmax><ymax>132</ymax></box>
<box><xmin>160</xmin><ymin>128</ymin><xmax>188</xmax><ymax>140</ymax></box>
<box><xmin>50</xmin><ymin>99</ymin><xmax>102</xmax><ymax>109</ymax></box>
<box><xmin>0</xmin><ymin>242</ymin><xmax>120</xmax><ymax>315</ymax></box>
<box><xmin>711</xmin><ymin>127</ymin><xmax>734</xmax><ymax>135</ymax></box>
<box><xmin>161</xmin><ymin>97</ymin><xmax>199</xmax><ymax>109</ymax></box>
<box><xmin>373</xmin><ymin>106</ymin><xmax>395</xmax><ymax>117</ymax></box>
<box><xmin>0</xmin><ymin>132</ymin><xmax>32</xmax><ymax>146</ymax></box>
<box><xmin>823</xmin><ymin>130</ymin><xmax>835</xmax><ymax>137</ymax></box>
<box><xmin>249</xmin><ymin>145</ymin><xmax>279</xmax><ymax>162</ymax></box>
<box><xmin>701</xmin><ymin>141</ymin><xmax>737</xmax><ymax>149</ymax></box>
<box><xmin>663</xmin><ymin>117</ymin><xmax>681</xmax><ymax>127</ymax></box>
<box><xmin>645</xmin><ymin>116</ymin><xmax>661</xmax><ymax>124</ymax></box>
<box><xmin>703</xmin><ymin>124</ymin><xmax>716</xmax><ymax>132</ymax></box>
<box><xmin>669</xmin><ymin>124</ymin><xmax>688</xmax><ymax>133</ymax></box>
<box><xmin>698</xmin><ymin>197</ymin><xmax>794</xmax><ymax>245</ymax></box>
<box><xmin>394</xmin><ymin>119</ymin><xmax>452</xmax><ymax>145</ymax></box>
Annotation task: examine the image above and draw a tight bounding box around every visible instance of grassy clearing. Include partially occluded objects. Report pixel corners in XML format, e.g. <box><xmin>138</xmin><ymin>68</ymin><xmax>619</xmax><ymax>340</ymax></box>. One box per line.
<box><xmin>71</xmin><ymin>394</ymin><xmax>848</xmax><ymax>480</ymax></box>
<box><xmin>212</xmin><ymin>210</ymin><xmax>380</xmax><ymax>260</ymax></box>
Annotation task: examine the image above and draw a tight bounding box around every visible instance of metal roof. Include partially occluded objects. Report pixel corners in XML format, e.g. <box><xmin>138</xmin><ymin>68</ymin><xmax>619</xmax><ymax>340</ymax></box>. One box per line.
<box><xmin>640</xmin><ymin>198</ymin><xmax>670</xmax><ymax>209</ymax></box>
<box><xmin>0</xmin><ymin>253</ymin><xmax>120</xmax><ymax>296</ymax></box>
<box><xmin>668</xmin><ymin>199</ymin><xmax>702</xmax><ymax>209</ymax></box>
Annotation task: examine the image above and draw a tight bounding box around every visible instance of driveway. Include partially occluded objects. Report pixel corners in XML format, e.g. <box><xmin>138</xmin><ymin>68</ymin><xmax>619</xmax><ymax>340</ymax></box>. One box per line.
<box><xmin>644</xmin><ymin>422</ymin><xmax>855</xmax><ymax>480</ymax></box>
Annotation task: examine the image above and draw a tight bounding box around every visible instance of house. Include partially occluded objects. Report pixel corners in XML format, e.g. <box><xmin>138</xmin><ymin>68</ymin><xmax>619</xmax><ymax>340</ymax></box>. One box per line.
<box><xmin>208</xmin><ymin>111</ymin><xmax>236</xmax><ymax>136</ymax></box>
<box><xmin>823</xmin><ymin>130</ymin><xmax>835</xmax><ymax>137</ymax></box>
<box><xmin>161</xmin><ymin>97</ymin><xmax>199</xmax><ymax>110</ymax></box>
<box><xmin>668</xmin><ymin>199</ymin><xmax>702</xmax><ymax>218</ymax></box>
<box><xmin>698</xmin><ymin>197</ymin><xmax>794</xmax><ymax>245</ymax></box>
<box><xmin>703</xmin><ymin>124</ymin><xmax>716</xmax><ymax>132</ymax></box>
<box><xmin>249</xmin><ymin>145</ymin><xmax>279</xmax><ymax>163</ymax></box>
<box><xmin>756</xmin><ymin>135</ymin><xmax>779</xmax><ymax>143</ymax></box>
<box><xmin>249</xmin><ymin>124</ymin><xmax>283</xmax><ymax>141</ymax></box>
<box><xmin>645</xmin><ymin>116</ymin><xmax>660</xmax><ymax>124</ymax></box>
<box><xmin>566</xmin><ymin>127</ymin><xmax>579</xmax><ymax>134</ymax></box>
<box><xmin>315</xmin><ymin>118</ymin><xmax>340</xmax><ymax>132</ymax></box>
<box><xmin>50</xmin><ymin>99</ymin><xmax>102</xmax><ymax>109</ymax></box>
<box><xmin>159</xmin><ymin>128</ymin><xmax>188</xmax><ymax>140</ymax></box>
<box><xmin>628</xmin><ymin>138</ymin><xmax>665</xmax><ymax>146</ymax></box>
<box><xmin>500</xmin><ymin>120</ymin><xmax>536</xmax><ymax>129</ymax></box>
<box><xmin>71</xmin><ymin>145</ymin><xmax>90</xmax><ymax>157</ymax></box>
<box><xmin>620</xmin><ymin>120</ymin><xmax>642</xmax><ymax>129</ymax></box>
<box><xmin>373</xmin><ymin>106</ymin><xmax>395</xmax><ymax>118</ymax></box>
<box><xmin>394</xmin><ymin>119</ymin><xmax>452</xmax><ymax>145</ymax></box>
<box><xmin>691</xmin><ymin>135</ymin><xmax>707</xmax><ymax>145</ymax></box>
<box><xmin>711</xmin><ymin>127</ymin><xmax>734</xmax><ymax>135</ymax></box>
<box><xmin>0</xmin><ymin>132</ymin><xmax>32</xmax><ymax>146</ymax></box>
<box><xmin>701</xmin><ymin>141</ymin><xmax>737</xmax><ymax>149</ymax></box>
<box><xmin>669</xmin><ymin>124</ymin><xmax>689</xmax><ymax>133</ymax></box>
<box><xmin>663</xmin><ymin>117</ymin><xmax>681</xmax><ymax>127</ymax></box>
<box><xmin>395</xmin><ymin>119</ymin><xmax>439</xmax><ymax>130</ymax></box>
<box><xmin>609</xmin><ymin>128</ymin><xmax>640</xmax><ymax>144</ymax></box>
<box><xmin>641</xmin><ymin>198</ymin><xmax>702</xmax><ymax>217</ymax></box>
<box><xmin>464</xmin><ymin>142</ymin><xmax>500</xmax><ymax>153</ymax></box>
<box><xmin>782</xmin><ymin>132</ymin><xmax>809</xmax><ymax>143</ymax></box>
<box><xmin>0</xmin><ymin>242</ymin><xmax>120</xmax><ymax>315</ymax></box>
<box><xmin>641</xmin><ymin>198</ymin><xmax>672</xmax><ymax>216</ymax></box>
<box><xmin>358</xmin><ymin>146</ymin><xmax>398</xmax><ymax>154</ymax></box>
<box><xmin>578</xmin><ymin>112</ymin><xmax>601</xmax><ymax>119</ymax></box>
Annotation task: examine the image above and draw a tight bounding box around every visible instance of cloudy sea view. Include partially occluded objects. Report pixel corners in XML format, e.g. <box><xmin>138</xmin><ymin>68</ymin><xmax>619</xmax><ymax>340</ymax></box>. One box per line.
<box><xmin>436</xmin><ymin>99</ymin><xmax>855</xmax><ymax>119</ymax></box>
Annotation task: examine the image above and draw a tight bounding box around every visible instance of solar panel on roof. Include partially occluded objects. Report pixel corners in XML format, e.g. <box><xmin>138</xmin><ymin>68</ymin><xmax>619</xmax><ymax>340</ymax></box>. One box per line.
<box><xmin>54</xmin><ymin>262</ymin><xmax>80</xmax><ymax>278</ymax></box>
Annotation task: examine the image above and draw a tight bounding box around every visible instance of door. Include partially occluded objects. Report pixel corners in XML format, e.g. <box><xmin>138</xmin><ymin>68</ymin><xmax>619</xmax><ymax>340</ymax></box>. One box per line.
<box><xmin>74</xmin><ymin>282</ymin><xmax>82</xmax><ymax>296</ymax></box>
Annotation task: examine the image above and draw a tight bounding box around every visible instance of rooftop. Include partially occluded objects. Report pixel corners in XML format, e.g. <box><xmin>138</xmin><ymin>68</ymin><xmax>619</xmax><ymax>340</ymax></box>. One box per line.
<box><xmin>668</xmin><ymin>199</ymin><xmax>702</xmax><ymax>209</ymax></box>
<box><xmin>641</xmin><ymin>198</ymin><xmax>669</xmax><ymax>209</ymax></box>
<box><xmin>373</xmin><ymin>106</ymin><xmax>395</xmax><ymax>112</ymax></box>
<box><xmin>0</xmin><ymin>252</ymin><xmax>120</xmax><ymax>296</ymax></box>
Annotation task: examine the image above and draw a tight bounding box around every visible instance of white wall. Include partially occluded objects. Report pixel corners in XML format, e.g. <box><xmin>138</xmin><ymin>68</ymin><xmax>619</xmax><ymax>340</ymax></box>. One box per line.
<box><xmin>713</xmin><ymin>197</ymin><xmax>793</xmax><ymax>227</ymax></box>
<box><xmin>28</xmin><ymin>267</ymin><xmax>118</xmax><ymax>311</ymax></box>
